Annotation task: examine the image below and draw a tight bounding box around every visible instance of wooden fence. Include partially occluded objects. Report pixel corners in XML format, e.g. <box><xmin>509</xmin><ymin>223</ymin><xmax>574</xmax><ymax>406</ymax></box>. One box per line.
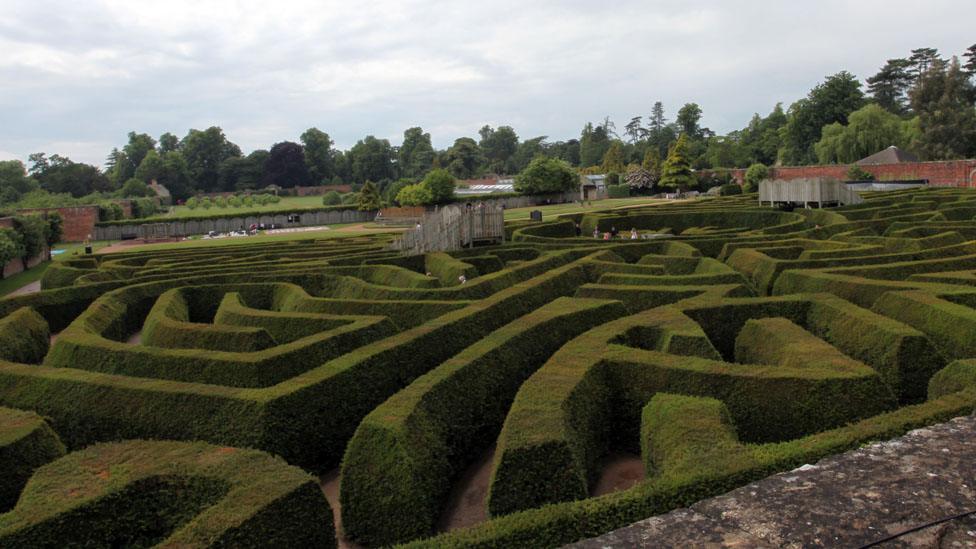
<box><xmin>392</xmin><ymin>204</ymin><xmax>505</xmax><ymax>254</ymax></box>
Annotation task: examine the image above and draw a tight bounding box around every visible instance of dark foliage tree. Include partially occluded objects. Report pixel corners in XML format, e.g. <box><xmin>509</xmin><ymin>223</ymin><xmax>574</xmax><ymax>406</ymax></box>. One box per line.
<box><xmin>910</xmin><ymin>57</ymin><xmax>976</xmax><ymax>159</ymax></box>
<box><xmin>158</xmin><ymin>132</ymin><xmax>180</xmax><ymax>154</ymax></box>
<box><xmin>301</xmin><ymin>128</ymin><xmax>335</xmax><ymax>184</ymax></box>
<box><xmin>397</xmin><ymin>127</ymin><xmax>435</xmax><ymax>179</ymax></box>
<box><xmin>514</xmin><ymin>156</ymin><xmax>576</xmax><ymax>194</ymax></box>
<box><xmin>180</xmin><ymin>127</ymin><xmax>242</xmax><ymax>193</ymax></box>
<box><xmin>676</xmin><ymin>103</ymin><xmax>703</xmax><ymax>139</ymax></box>
<box><xmin>265</xmin><ymin>141</ymin><xmax>311</xmax><ymax>188</ymax></box>
<box><xmin>479</xmin><ymin>125</ymin><xmax>519</xmax><ymax>174</ymax></box>
<box><xmin>579</xmin><ymin>123</ymin><xmax>611</xmax><ymax>167</ymax></box>
<box><xmin>348</xmin><ymin>136</ymin><xmax>395</xmax><ymax>184</ymax></box>
<box><xmin>357</xmin><ymin>181</ymin><xmax>382</xmax><ymax>210</ymax></box>
<box><xmin>867</xmin><ymin>58</ymin><xmax>913</xmax><ymax>114</ymax></box>
<box><xmin>444</xmin><ymin>137</ymin><xmax>483</xmax><ymax>179</ymax></box>
<box><xmin>779</xmin><ymin>72</ymin><xmax>865</xmax><ymax>165</ymax></box>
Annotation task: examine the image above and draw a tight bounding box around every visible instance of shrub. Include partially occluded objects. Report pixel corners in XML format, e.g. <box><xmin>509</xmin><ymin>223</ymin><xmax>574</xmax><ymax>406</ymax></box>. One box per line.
<box><xmin>743</xmin><ymin>163</ymin><xmax>769</xmax><ymax>192</ymax></box>
<box><xmin>607</xmin><ymin>184</ymin><xmax>630</xmax><ymax>198</ymax></box>
<box><xmin>185</xmin><ymin>196</ymin><xmax>199</xmax><ymax>209</ymax></box>
<box><xmin>0</xmin><ymin>307</ymin><xmax>50</xmax><ymax>364</ymax></box>
<box><xmin>227</xmin><ymin>194</ymin><xmax>242</xmax><ymax>208</ymax></box>
<box><xmin>357</xmin><ymin>181</ymin><xmax>381</xmax><ymax>211</ymax></box>
<box><xmin>396</xmin><ymin>184</ymin><xmax>432</xmax><ymax>206</ymax></box>
<box><xmin>605</xmin><ymin>172</ymin><xmax>620</xmax><ymax>186</ymax></box>
<box><xmin>719</xmin><ymin>183</ymin><xmax>742</xmax><ymax>196</ymax></box>
<box><xmin>515</xmin><ymin>157</ymin><xmax>577</xmax><ymax>194</ymax></box>
<box><xmin>846</xmin><ymin>164</ymin><xmax>875</xmax><ymax>181</ymax></box>
<box><xmin>0</xmin><ymin>407</ymin><xmax>65</xmax><ymax>511</ymax></box>
<box><xmin>322</xmin><ymin>190</ymin><xmax>341</xmax><ymax>205</ymax></box>
<box><xmin>201</xmin><ymin>197</ymin><xmax>212</xmax><ymax>209</ymax></box>
<box><xmin>242</xmin><ymin>195</ymin><xmax>254</xmax><ymax>207</ymax></box>
<box><xmin>120</xmin><ymin>178</ymin><xmax>150</xmax><ymax>198</ymax></box>
<box><xmin>421</xmin><ymin>169</ymin><xmax>456</xmax><ymax>204</ymax></box>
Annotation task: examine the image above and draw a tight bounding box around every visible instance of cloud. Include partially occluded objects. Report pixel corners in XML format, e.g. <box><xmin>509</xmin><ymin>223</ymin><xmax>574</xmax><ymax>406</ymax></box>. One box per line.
<box><xmin>0</xmin><ymin>0</ymin><xmax>973</xmax><ymax>166</ymax></box>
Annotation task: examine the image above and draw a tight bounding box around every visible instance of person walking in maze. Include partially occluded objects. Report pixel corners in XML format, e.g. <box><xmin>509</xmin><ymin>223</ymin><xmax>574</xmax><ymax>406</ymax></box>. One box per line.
<box><xmin>575</xmin><ymin>222</ymin><xmax>582</xmax><ymax>237</ymax></box>
<box><xmin>630</xmin><ymin>227</ymin><xmax>638</xmax><ymax>239</ymax></box>
<box><xmin>610</xmin><ymin>225</ymin><xmax>619</xmax><ymax>239</ymax></box>
<box><xmin>593</xmin><ymin>227</ymin><xmax>600</xmax><ymax>239</ymax></box>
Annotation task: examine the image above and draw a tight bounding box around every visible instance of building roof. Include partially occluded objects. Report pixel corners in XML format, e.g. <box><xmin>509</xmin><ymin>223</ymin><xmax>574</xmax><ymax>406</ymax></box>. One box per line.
<box><xmin>149</xmin><ymin>181</ymin><xmax>171</xmax><ymax>198</ymax></box>
<box><xmin>856</xmin><ymin>146</ymin><xmax>919</xmax><ymax>166</ymax></box>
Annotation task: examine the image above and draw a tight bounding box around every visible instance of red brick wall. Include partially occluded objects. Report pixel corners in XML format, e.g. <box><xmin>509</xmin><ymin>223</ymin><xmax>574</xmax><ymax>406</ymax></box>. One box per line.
<box><xmin>724</xmin><ymin>160</ymin><xmax>976</xmax><ymax>187</ymax></box>
<box><xmin>17</xmin><ymin>206</ymin><xmax>100</xmax><ymax>242</ymax></box>
<box><xmin>294</xmin><ymin>184</ymin><xmax>352</xmax><ymax>196</ymax></box>
<box><xmin>3</xmin><ymin>246</ymin><xmax>48</xmax><ymax>279</ymax></box>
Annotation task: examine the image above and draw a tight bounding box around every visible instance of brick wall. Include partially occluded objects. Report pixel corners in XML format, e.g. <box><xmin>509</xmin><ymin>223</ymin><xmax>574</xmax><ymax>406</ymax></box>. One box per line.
<box><xmin>17</xmin><ymin>206</ymin><xmax>100</xmax><ymax>242</ymax></box>
<box><xmin>724</xmin><ymin>160</ymin><xmax>976</xmax><ymax>187</ymax></box>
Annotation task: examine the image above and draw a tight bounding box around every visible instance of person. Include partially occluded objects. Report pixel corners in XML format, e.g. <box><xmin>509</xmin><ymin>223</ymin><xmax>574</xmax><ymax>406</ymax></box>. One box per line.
<box><xmin>458</xmin><ymin>274</ymin><xmax>467</xmax><ymax>284</ymax></box>
<box><xmin>574</xmin><ymin>222</ymin><xmax>582</xmax><ymax>237</ymax></box>
<box><xmin>416</xmin><ymin>222</ymin><xmax>422</xmax><ymax>230</ymax></box>
<box><xmin>603</xmin><ymin>231</ymin><xmax>611</xmax><ymax>241</ymax></box>
<box><xmin>610</xmin><ymin>225</ymin><xmax>619</xmax><ymax>239</ymax></box>
<box><xmin>593</xmin><ymin>227</ymin><xmax>600</xmax><ymax>239</ymax></box>
<box><xmin>630</xmin><ymin>227</ymin><xmax>638</xmax><ymax>240</ymax></box>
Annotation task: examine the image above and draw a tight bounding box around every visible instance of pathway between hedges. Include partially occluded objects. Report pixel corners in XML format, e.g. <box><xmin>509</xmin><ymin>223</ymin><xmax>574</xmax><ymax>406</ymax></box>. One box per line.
<box><xmin>570</xmin><ymin>415</ymin><xmax>976</xmax><ymax>548</ymax></box>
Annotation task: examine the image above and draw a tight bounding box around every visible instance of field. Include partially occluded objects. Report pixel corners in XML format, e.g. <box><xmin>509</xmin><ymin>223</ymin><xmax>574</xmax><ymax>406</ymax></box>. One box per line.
<box><xmin>164</xmin><ymin>195</ymin><xmax>331</xmax><ymax>218</ymax></box>
<box><xmin>1</xmin><ymin>187</ymin><xmax>976</xmax><ymax>547</ymax></box>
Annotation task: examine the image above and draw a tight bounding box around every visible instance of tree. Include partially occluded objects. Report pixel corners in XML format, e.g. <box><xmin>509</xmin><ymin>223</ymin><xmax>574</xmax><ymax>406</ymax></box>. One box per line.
<box><xmin>513</xmin><ymin>136</ymin><xmax>547</xmax><ymax>173</ymax></box>
<box><xmin>547</xmin><ymin>139</ymin><xmax>581</xmax><ymax>166</ymax></box>
<box><xmin>158</xmin><ymin>132</ymin><xmax>180</xmax><ymax>154</ymax></box>
<box><xmin>514</xmin><ymin>157</ymin><xmax>577</xmax><ymax>194</ymax></box>
<box><xmin>395</xmin><ymin>183</ymin><xmax>432</xmax><ymax>206</ymax></box>
<box><xmin>32</xmin><ymin>157</ymin><xmax>111</xmax><ymax>197</ymax></box>
<box><xmin>624</xmin><ymin>116</ymin><xmax>645</xmax><ymax>144</ymax></box>
<box><xmin>123</xmin><ymin>132</ymin><xmax>157</xmax><ymax>174</ymax></box>
<box><xmin>648</xmin><ymin>102</ymin><xmax>667</xmax><ymax>134</ymax></box>
<box><xmin>909</xmin><ymin>47</ymin><xmax>941</xmax><ymax>80</ymax></box>
<box><xmin>134</xmin><ymin>150</ymin><xmax>164</xmax><ymax>183</ymax></box>
<box><xmin>13</xmin><ymin>216</ymin><xmax>48</xmax><ymax>270</ymax></box>
<box><xmin>779</xmin><ymin>72</ymin><xmax>865</xmax><ymax>165</ymax></box>
<box><xmin>444</xmin><ymin>137</ymin><xmax>483</xmax><ymax>179</ymax></box>
<box><xmin>964</xmin><ymin>44</ymin><xmax>976</xmax><ymax>75</ymax></box>
<box><xmin>120</xmin><ymin>178</ymin><xmax>152</xmax><ymax>197</ymax></box>
<box><xmin>180</xmin><ymin>127</ymin><xmax>242</xmax><ymax>193</ymax></box>
<box><xmin>420</xmin><ymin>169</ymin><xmax>456</xmax><ymax>204</ymax></box>
<box><xmin>676</xmin><ymin>103</ymin><xmax>703</xmax><ymax>139</ymax></box>
<box><xmin>0</xmin><ymin>160</ymin><xmax>37</xmax><ymax>204</ymax></box>
<box><xmin>44</xmin><ymin>213</ymin><xmax>63</xmax><ymax>255</ymax></box>
<box><xmin>601</xmin><ymin>141</ymin><xmax>626</xmax><ymax>173</ymax></box>
<box><xmin>220</xmin><ymin>150</ymin><xmax>269</xmax><ymax>192</ymax></box>
<box><xmin>641</xmin><ymin>149</ymin><xmax>662</xmax><ymax>181</ymax></box>
<box><xmin>867</xmin><ymin>58</ymin><xmax>913</xmax><ymax>114</ymax></box>
<box><xmin>348</xmin><ymin>136</ymin><xmax>395</xmax><ymax>184</ymax></box>
<box><xmin>357</xmin><ymin>181</ymin><xmax>382</xmax><ymax>210</ymax></box>
<box><xmin>398</xmin><ymin>127</ymin><xmax>435</xmax><ymax>179</ymax></box>
<box><xmin>0</xmin><ymin>228</ymin><xmax>23</xmax><ymax>278</ymax></box>
<box><xmin>910</xmin><ymin>57</ymin><xmax>976</xmax><ymax>159</ymax></box>
<box><xmin>479</xmin><ymin>125</ymin><xmax>519</xmax><ymax>174</ymax></box>
<box><xmin>659</xmin><ymin>134</ymin><xmax>695</xmax><ymax>191</ymax></box>
<box><xmin>383</xmin><ymin>179</ymin><xmax>413</xmax><ymax>205</ymax></box>
<box><xmin>301</xmin><ymin>128</ymin><xmax>335</xmax><ymax>184</ymax></box>
<box><xmin>579</xmin><ymin>122</ymin><xmax>611</xmax><ymax>167</ymax></box>
<box><xmin>814</xmin><ymin>104</ymin><xmax>919</xmax><ymax>164</ymax></box>
<box><xmin>625</xmin><ymin>166</ymin><xmax>655</xmax><ymax>193</ymax></box>
<box><xmin>157</xmin><ymin>151</ymin><xmax>193</xmax><ymax>200</ymax></box>
<box><xmin>265</xmin><ymin>141</ymin><xmax>311</xmax><ymax>188</ymax></box>
<box><xmin>743</xmin><ymin>163</ymin><xmax>769</xmax><ymax>192</ymax></box>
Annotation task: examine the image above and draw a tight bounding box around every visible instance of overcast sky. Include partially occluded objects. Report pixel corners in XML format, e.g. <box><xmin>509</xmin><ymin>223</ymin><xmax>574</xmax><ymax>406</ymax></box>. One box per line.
<box><xmin>1</xmin><ymin>0</ymin><xmax>973</xmax><ymax>167</ymax></box>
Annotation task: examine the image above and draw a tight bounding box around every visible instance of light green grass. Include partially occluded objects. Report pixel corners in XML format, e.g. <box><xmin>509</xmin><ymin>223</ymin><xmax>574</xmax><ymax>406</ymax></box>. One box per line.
<box><xmin>503</xmin><ymin>197</ymin><xmax>668</xmax><ymax>221</ymax></box>
<box><xmin>165</xmin><ymin>196</ymin><xmax>333</xmax><ymax>219</ymax></box>
<box><xmin>109</xmin><ymin>223</ymin><xmax>400</xmax><ymax>253</ymax></box>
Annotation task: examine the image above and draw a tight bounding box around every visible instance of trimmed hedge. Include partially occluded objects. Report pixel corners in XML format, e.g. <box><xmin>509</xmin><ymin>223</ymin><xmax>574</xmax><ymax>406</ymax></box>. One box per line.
<box><xmin>94</xmin><ymin>204</ymin><xmax>360</xmax><ymax>226</ymax></box>
<box><xmin>340</xmin><ymin>297</ymin><xmax>626</xmax><ymax>546</ymax></box>
<box><xmin>0</xmin><ymin>440</ymin><xmax>335</xmax><ymax>547</ymax></box>
<box><xmin>0</xmin><ymin>407</ymin><xmax>66</xmax><ymax>511</ymax></box>
<box><xmin>0</xmin><ymin>307</ymin><xmax>50</xmax><ymax>364</ymax></box>
<box><xmin>425</xmin><ymin>252</ymin><xmax>479</xmax><ymax>287</ymax></box>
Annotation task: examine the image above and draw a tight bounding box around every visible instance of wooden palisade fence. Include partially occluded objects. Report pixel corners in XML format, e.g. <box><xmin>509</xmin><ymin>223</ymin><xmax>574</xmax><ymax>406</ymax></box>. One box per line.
<box><xmin>393</xmin><ymin>204</ymin><xmax>505</xmax><ymax>254</ymax></box>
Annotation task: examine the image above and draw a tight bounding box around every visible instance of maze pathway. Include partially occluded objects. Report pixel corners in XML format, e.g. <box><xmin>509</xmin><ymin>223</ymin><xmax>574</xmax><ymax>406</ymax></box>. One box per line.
<box><xmin>1</xmin><ymin>187</ymin><xmax>976</xmax><ymax>547</ymax></box>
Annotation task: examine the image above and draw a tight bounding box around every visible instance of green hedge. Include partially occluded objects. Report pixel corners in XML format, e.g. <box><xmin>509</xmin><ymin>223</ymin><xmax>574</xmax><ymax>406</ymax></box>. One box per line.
<box><xmin>0</xmin><ymin>440</ymin><xmax>335</xmax><ymax>547</ymax></box>
<box><xmin>40</xmin><ymin>263</ymin><xmax>95</xmax><ymax>290</ymax></box>
<box><xmin>0</xmin><ymin>407</ymin><xmax>65</xmax><ymax>511</ymax></box>
<box><xmin>94</xmin><ymin>204</ymin><xmax>360</xmax><ymax>226</ymax></box>
<box><xmin>0</xmin><ymin>307</ymin><xmax>50</xmax><ymax>364</ymax></box>
<box><xmin>340</xmin><ymin>297</ymin><xmax>626</xmax><ymax>546</ymax></box>
<box><xmin>424</xmin><ymin>252</ymin><xmax>479</xmax><ymax>287</ymax></box>
<box><xmin>607</xmin><ymin>184</ymin><xmax>630</xmax><ymax>198</ymax></box>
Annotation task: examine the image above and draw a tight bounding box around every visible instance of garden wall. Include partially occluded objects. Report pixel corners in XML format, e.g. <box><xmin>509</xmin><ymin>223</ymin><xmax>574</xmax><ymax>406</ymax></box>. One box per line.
<box><xmin>724</xmin><ymin>160</ymin><xmax>976</xmax><ymax>188</ymax></box>
<box><xmin>17</xmin><ymin>206</ymin><xmax>100</xmax><ymax>242</ymax></box>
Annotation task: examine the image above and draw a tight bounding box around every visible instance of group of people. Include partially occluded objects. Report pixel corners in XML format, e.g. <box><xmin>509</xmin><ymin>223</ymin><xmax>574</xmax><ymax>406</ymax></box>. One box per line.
<box><xmin>574</xmin><ymin>222</ymin><xmax>639</xmax><ymax>240</ymax></box>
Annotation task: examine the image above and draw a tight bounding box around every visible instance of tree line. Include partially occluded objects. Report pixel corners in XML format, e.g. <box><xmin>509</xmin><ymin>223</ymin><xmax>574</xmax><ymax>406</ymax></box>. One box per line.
<box><xmin>1</xmin><ymin>44</ymin><xmax>973</xmax><ymax>205</ymax></box>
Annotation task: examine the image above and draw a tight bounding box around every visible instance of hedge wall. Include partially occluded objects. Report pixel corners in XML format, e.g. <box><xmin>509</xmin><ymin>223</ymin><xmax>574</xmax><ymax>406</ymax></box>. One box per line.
<box><xmin>0</xmin><ymin>307</ymin><xmax>50</xmax><ymax>364</ymax></box>
<box><xmin>0</xmin><ymin>407</ymin><xmax>65</xmax><ymax>511</ymax></box>
<box><xmin>0</xmin><ymin>440</ymin><xmax>335</xmax><ymax>548</ymax></box>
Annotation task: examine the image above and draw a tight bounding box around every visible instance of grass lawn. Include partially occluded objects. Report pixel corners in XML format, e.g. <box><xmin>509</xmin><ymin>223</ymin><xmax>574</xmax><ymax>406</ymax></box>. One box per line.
<box><xmin>503</xmin><ymin>196</ymin><xmax>669</xmax><ymax>221</ymax></box>
<box><xmin>107</xmin><ymin>223</ymin><xmax>401</xmax><ymax>253</ymax></box>
<box><xmin>0</xmin><ymin>241</ymin><xmax>110</xmax><ymax>296</ymax></box>
<box><xmin>164</xmin><ymin>196</ymin><xmax>333</xmax><ymax>219</ymax></box>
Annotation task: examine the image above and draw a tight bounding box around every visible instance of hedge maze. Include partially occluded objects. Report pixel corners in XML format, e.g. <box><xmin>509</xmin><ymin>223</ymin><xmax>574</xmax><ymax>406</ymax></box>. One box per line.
<box><xmin>1</xmin><ymin>186</ymin><xmax>976</xmax><ymax>547</ymax></box>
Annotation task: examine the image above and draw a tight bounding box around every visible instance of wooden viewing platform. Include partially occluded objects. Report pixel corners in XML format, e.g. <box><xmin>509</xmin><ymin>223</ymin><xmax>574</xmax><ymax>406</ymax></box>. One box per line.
<box><xmin>392</xmin><ymin>204</ymin><xmax>505</xmax><ymax>254</ymax></box>
<box><xmin>759</xmin><ymin>177</ymin><xmax>864</xmax><ymax>208</ymax></box>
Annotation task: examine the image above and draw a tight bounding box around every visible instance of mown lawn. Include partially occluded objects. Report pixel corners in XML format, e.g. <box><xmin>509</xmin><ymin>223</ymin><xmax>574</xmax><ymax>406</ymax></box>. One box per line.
<box><xmin>109</xmin><ymin>223</ymin><xmax>401</xmax><ymax>253</ymax></box>
<box><xmin>164</xmin><ymin>195</ymin><xmax>333</xmax><ymax>219</ymax></box>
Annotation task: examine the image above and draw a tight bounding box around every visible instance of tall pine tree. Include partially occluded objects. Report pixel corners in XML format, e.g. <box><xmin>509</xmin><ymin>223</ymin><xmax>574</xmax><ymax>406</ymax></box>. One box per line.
<box><xmin>659</xmin><ymin>134</ymin><xmax>695</xmax><ymax>191</ymax></box>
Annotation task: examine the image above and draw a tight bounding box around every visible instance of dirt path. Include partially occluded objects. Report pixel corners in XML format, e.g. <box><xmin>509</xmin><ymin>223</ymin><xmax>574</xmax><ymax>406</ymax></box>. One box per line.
<box><xmin>438</xmin><ymin>445</ymin><xmax>496</xmax><ymax>532</ymax></box>
<box><xmin>591</xmin><ymin>453</ymin><xmax>645</xmax><ymax>497</ymax></box>
<box><xmin>319</xmin><ymin>469</ymin><xmax>364</xmax><ymax>549</ymax></box>
<box><xmin>8</xmin><ymin>280</ymin><xmax>41</xmax><ymax>296</ymax></box>
<box><xmin>126</xmin><ymin>330</ymin><xmax>142</xmax><ymax>345</ymax></box>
